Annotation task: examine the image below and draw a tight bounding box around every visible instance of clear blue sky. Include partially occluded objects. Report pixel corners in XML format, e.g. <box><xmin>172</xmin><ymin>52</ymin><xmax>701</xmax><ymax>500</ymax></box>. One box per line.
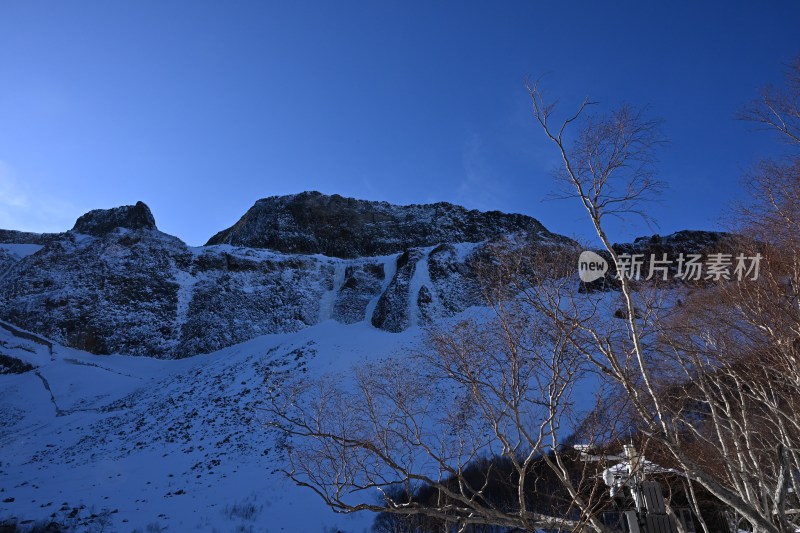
<box><xmin>1</xmin><ymin>1</ymin><xmax>798</xmax><ymax>246</ymax></box>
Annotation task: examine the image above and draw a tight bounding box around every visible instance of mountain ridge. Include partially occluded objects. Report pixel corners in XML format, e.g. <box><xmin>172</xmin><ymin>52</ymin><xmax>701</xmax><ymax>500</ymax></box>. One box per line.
<box><xmin>0</xmin><ymin>193</ymin><xmax>726</xmax><ymax>360</ymax></box>
<box><xmin>0</xmin><ymin>193</ymin><xmax>564</xmax><ymax>358</ymax></box>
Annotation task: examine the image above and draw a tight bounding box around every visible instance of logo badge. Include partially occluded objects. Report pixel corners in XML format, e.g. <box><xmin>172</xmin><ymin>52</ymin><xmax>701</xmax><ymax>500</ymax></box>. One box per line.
<box><xmin>578</xmin><ymin>251</ymin><xmax>608</xmax><ymax>282</ymax></box>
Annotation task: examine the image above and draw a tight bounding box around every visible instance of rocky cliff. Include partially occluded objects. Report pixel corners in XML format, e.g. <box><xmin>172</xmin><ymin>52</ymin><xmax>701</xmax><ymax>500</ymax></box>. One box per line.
<box><xmin>206</xmin><ymin>191</ymin><xmax>557</xmax><ymax>257</ymax></box>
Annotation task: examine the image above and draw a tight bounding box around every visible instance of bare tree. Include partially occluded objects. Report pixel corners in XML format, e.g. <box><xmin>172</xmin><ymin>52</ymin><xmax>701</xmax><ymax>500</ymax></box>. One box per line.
<box><xmin>266</xmin><ymin>62</ymin><xmax>800</xmax><ymax>533</ymax></box>
<box><xmin>738</xmin><ymin>57</ymin><xmax>800</xmax><ymax>145</ymax></box>
<box><xmin>265</xmin><ymin>89</ymin><xmax>691</xmax><ymax>532</ymax></box>
<box><xmin>267</xmin><ymin>246</ymin><xmax>618</xmax><ymax>531</ymax></box>
<box><xmin>524</xmin><ymin>59</ymin><xmax>800</xmax><ymax>533</ymax></box>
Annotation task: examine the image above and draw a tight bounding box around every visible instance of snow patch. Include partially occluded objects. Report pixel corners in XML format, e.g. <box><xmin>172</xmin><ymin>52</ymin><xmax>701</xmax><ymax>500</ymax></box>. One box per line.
<box><xmin>452</xmin><ymin>241</ymin><xmax>483</xmax><ymax>262</ymax></box>
<box><xmin>317</xmin><ymin>259</ymin><xmax>346</xmax><ymax>322</ymax></box>
<box><xmin>173</xmin><ymin>267</ymin><xmax>198</xmax><ymax>335</ymax></box>
<box><xmin>0</xmin><ymin>243</ymin><xmax>43</xmax><ymax>259</ymax></box>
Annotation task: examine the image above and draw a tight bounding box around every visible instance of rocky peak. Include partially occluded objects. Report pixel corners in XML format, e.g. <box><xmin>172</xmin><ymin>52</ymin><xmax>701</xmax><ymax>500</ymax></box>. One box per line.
<box><xmin>206</xmin><ymin>191</ymin><xmax>555</xmax><ymax>258</ymax></box>
<box><xmin>72</xmin><ymin>201</ymin><xmax>157</xmax><ymax>236</ymax></box>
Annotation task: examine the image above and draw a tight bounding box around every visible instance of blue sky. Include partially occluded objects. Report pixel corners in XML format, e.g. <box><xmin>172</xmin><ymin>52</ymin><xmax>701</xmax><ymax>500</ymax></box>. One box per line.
<box><xmin>1</xmin><ymin>1</ymin><xmax>798</xmax><ymax>246</ymax></box>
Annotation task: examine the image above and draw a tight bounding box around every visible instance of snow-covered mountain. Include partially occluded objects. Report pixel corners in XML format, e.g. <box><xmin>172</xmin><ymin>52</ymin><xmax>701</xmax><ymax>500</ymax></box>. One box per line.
<box><xmin>0</xmin><ymin>193</ymin><xmax>566</xmax><ymax>359</ymax></box>
<box><xmin>0</xmin><ymin>194</ymin><xmax>574</xmax><ymax>530</ymax></box>
<box><xmin>0</xmin><ymin>193</ymin><xmax>729</xmax><ymax>531</ymax></box>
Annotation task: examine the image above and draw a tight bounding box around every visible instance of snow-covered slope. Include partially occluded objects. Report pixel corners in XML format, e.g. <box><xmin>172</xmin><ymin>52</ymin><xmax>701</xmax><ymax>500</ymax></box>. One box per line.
<box><xmin>0</xmin><ymin>319</ymin><xmax>426</xmax><ymax>532</ymax></box>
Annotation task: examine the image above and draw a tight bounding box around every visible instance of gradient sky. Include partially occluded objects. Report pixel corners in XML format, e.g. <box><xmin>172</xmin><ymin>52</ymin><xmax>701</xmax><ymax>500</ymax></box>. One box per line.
<box><xmin>1</xmin><ymin>1</ymin><xmax>799</xmax><ymax>246</ymax></box>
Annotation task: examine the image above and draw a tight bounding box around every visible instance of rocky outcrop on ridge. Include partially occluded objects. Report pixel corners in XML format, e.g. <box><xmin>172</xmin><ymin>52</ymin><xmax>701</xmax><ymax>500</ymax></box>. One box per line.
<box><xmin>206</xmin><ymin>191</ymin><xmax>557</xmax><ymax>258</ymax></box>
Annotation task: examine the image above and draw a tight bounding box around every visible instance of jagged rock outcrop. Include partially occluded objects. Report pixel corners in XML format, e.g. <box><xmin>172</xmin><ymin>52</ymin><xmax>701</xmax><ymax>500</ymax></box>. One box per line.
<box><xmin>72</xmin><ymin>201</ymin><xmax>157</xmax><ymax>236</ymax></box>
<box><xmin>206</xmin><ymin>191</ymin><xmax>557</xmax><ymax>258</ymax></box>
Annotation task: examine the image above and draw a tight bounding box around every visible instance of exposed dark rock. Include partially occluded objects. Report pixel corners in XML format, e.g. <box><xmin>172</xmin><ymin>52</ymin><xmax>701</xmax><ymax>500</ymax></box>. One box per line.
<box><xmin>0</xmin><ymin>353</ymin><xmax>35</xmax><ymax>374</ymax></box>
<box><xmin>206</xmin><ymin>191</ymin><xmax>555</xmax><ymax>258</ymax></box>
<box><xmin>332</xmin><ymin>263</ymin><xmax>385</xmax><ymax>324</ymax></box>
<box><xmin>629</xmin><ymin>230</ymin><xmax>728</xmax><ymax>250</ymax></box>
<box><xmin>371</xmin><ymin>249</ymin><xmax>424</xmax><ymax>332</ymax></box>
<box><xmin>0</xmin><ymin>248</ymin><xmax>17</xmax><ymax>275</ymax></box>
<box><xmin>72</xmin><ymin>201</ymin><xmax>157</xmax><ymax>236</ymax></box>
<box><xmin>0</xmin><ymin>229</ymin><xmax>64</xmax><ymax>245</ymax></box>
<box><xmin>417</xmin><ymin>285</ymin><xmax>433</xmax><ymax>323</ymax></box>
<box><xmin>428</xmin><ymin>243</ymin><xmax>482</xmax><ymax>314</ymax></box>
